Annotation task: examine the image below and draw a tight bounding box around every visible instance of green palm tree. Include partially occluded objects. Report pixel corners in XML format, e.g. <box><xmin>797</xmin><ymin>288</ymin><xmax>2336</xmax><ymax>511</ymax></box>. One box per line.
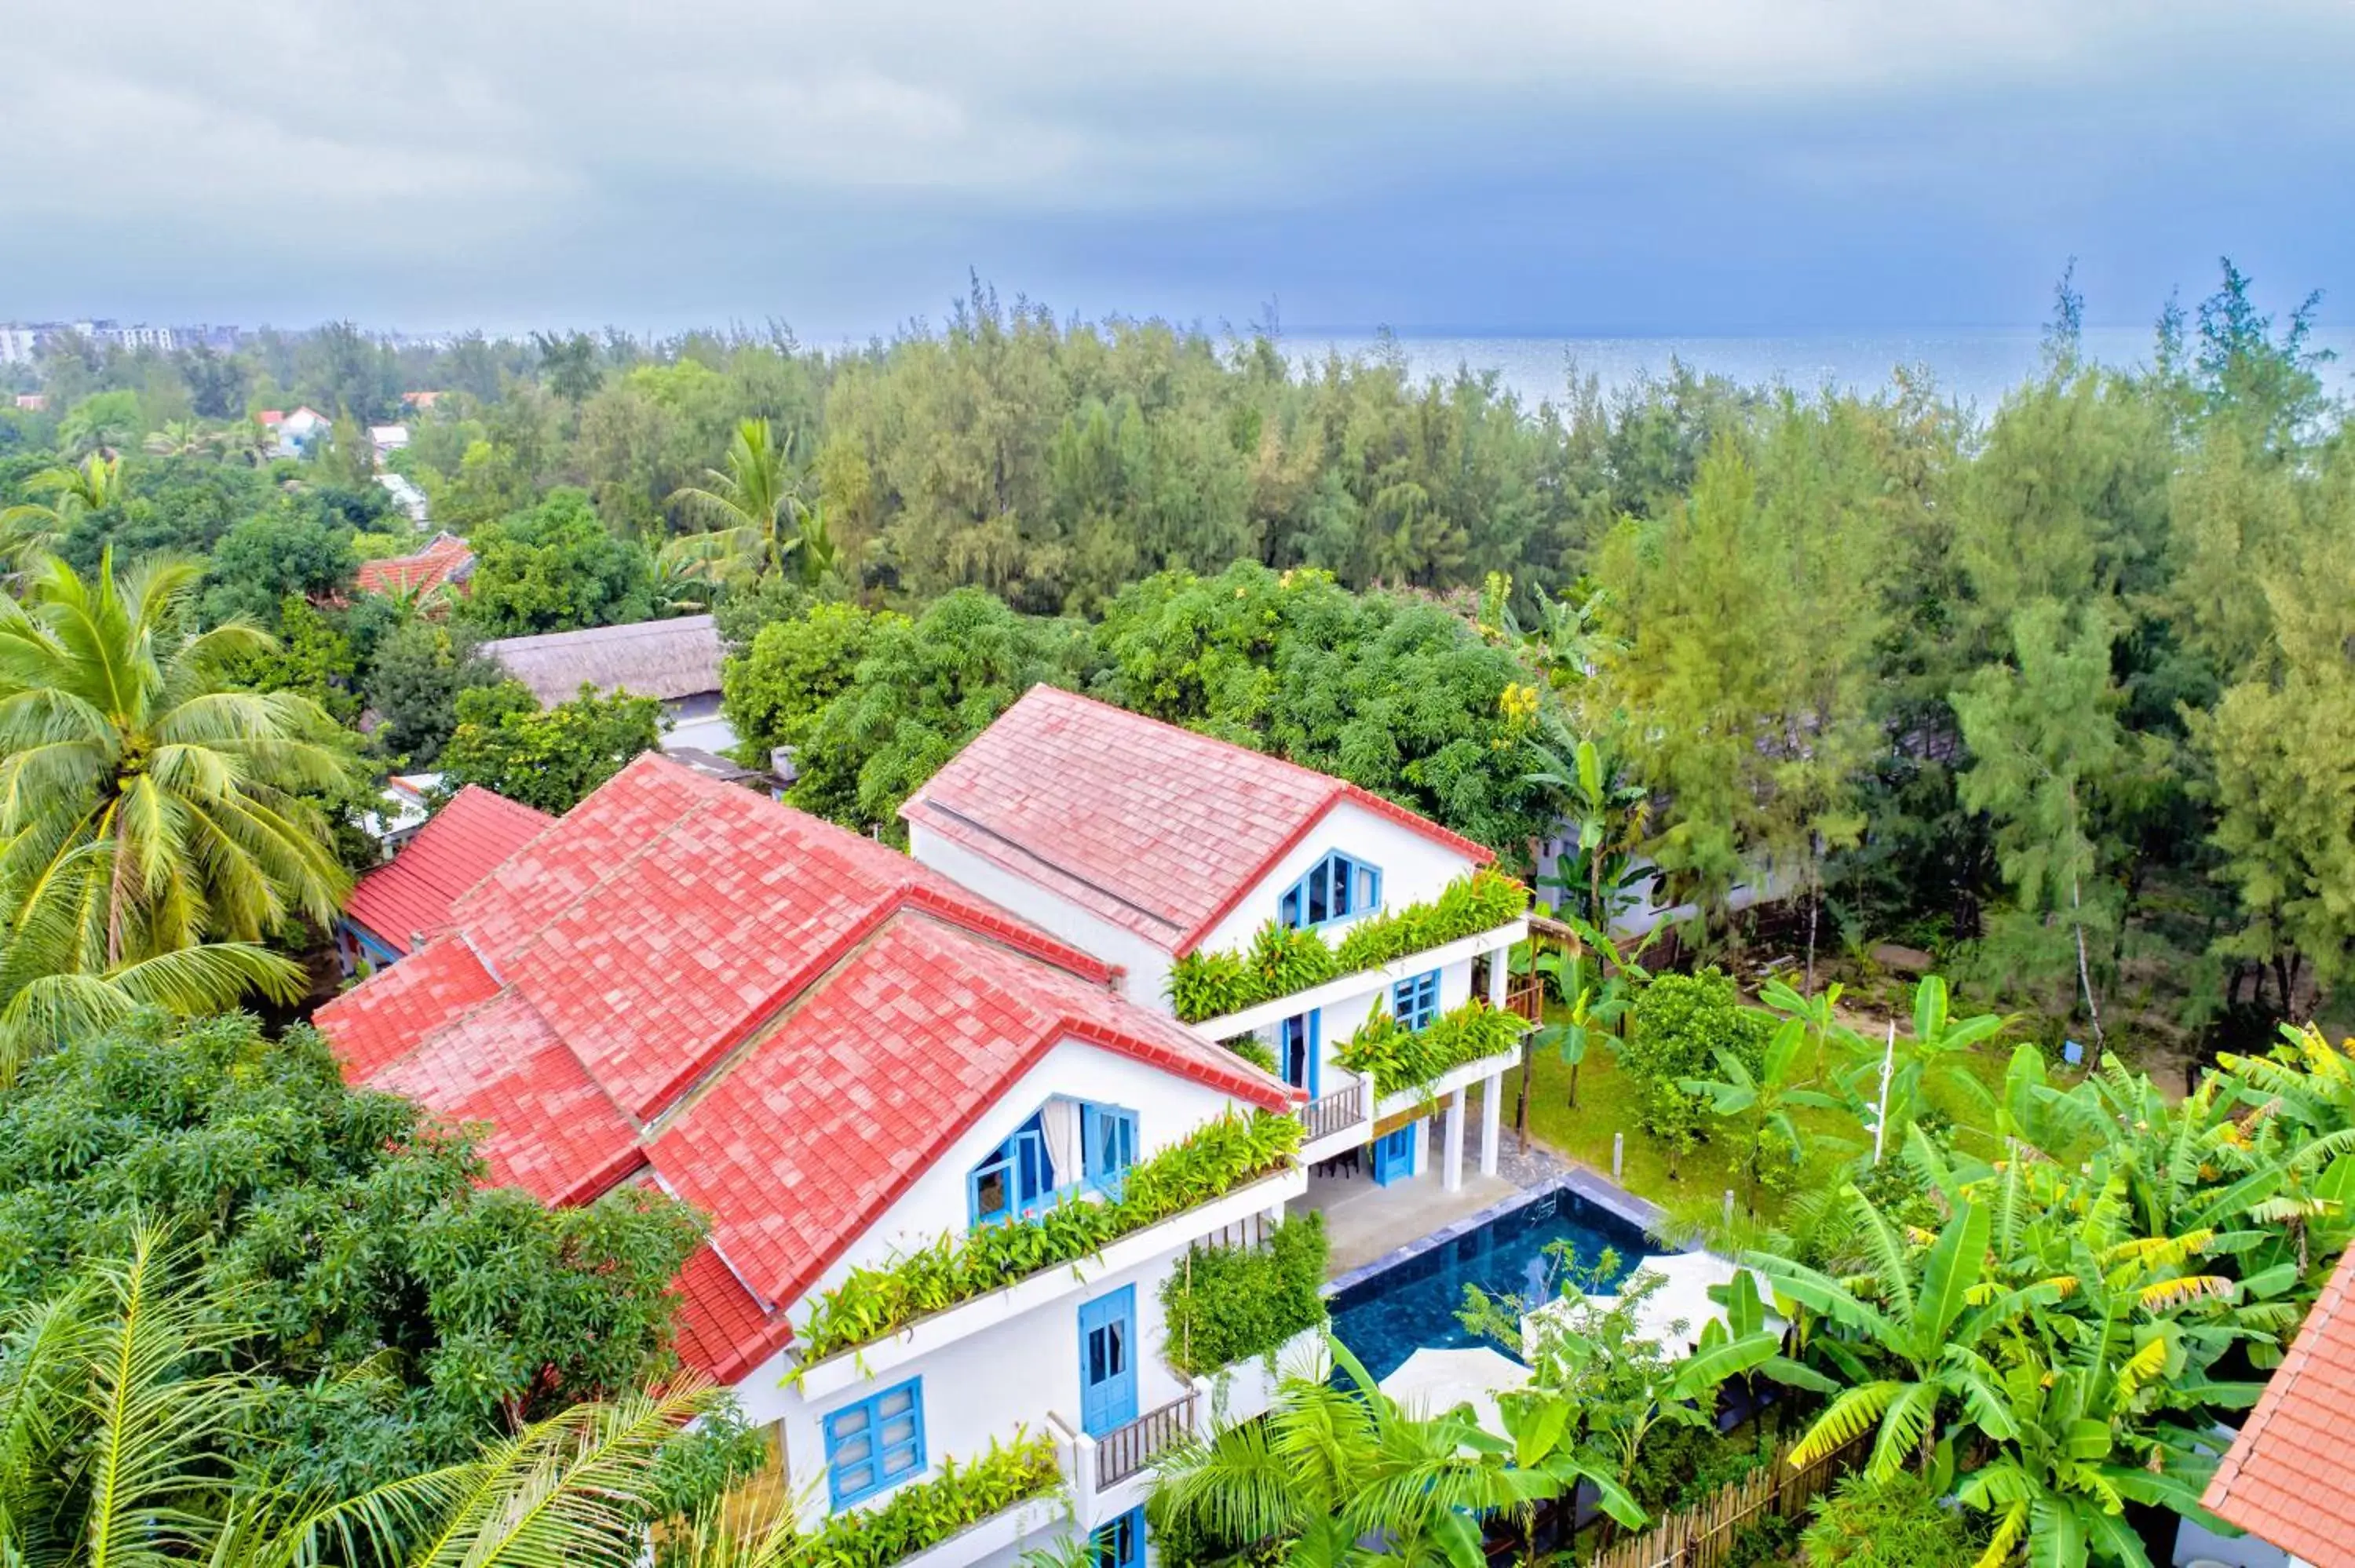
<box><xmin>670</xmin><ymin>418</ymin><xmax>808</xmax><ymax>582</ymax></box>
<box><xmin>1149</xmin><ymin>1336</ymin><xmax>1612</xmax><ymax>1568</ymax></box>
<box><xmin>1681</xmin><ymin>1017</ymin><xmax>1854</xmax><ymax>1215</ymax></box>
<box><xmin>142</xmin><ymin>421</ymin><xmax>207</xmax><ymax>458</ymax></box>
<box><xmin>0</xmin><ymin>1225</ymin><xmax>723</xmax><ymax>1568</ymax></box>
<box><xmin>1</xmin><ymin>454</ymin><xmax>122</xmax><ymax>571</ymax></box>
<box><xmin>0</xmin><ymin>550</ymin><xmax>353</xmax><ymax>981</ymax></box>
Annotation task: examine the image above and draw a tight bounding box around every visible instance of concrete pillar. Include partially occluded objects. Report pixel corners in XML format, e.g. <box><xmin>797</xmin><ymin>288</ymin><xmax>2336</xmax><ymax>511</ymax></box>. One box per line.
<box><xmin>1479</xmin><ymin>1069</ymin><xmax>1502</xmax><ymax>1177</ymax></box>
<box><xmin>1443</xmin><ymin>1086</ymin><xmax>1467</xmax><ymax>1191</ymax></box>
<box><xmin>1409</xmin><ymin>1116</ymin><xmax>1429</xmax><ymax>1180</ymax></box>
<box><xmin>1486</xmin><ymin>944</ymin><xmax>1509</xmax><ymax>1008</ymax></box>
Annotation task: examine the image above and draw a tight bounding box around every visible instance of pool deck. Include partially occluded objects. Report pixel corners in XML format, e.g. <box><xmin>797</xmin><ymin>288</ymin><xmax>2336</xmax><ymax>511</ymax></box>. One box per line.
<box><xmin>1299</xmin><ymin>1136</ymin><xmax>1673</xmax><ymax>1295</ymax></box>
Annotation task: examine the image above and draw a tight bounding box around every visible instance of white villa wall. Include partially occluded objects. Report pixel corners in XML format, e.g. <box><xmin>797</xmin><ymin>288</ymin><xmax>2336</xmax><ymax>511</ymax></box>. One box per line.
<box><xmin>909</xmin><ymin>826</ymin><xmax>1178</xmax><ymax>1010</ymax></box>
<box><xmin>724</xmin><ymin>1034</ymin><xmax>1282</xmax><ymax>1539</ymax></box>
<box><xmin>1192</xmin><ymin>799</ymin><xmax>1478</xmax><ymax>958</ymax></box>
<box><xmin>1248</xmin><ymin>954</ymin><xmax>1475</xmax><ymax>1099</ymax></box>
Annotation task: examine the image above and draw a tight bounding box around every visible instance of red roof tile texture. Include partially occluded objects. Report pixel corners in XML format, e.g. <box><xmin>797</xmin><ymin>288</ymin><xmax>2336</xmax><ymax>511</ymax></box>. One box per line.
<box><xmin>2206</xmin><ymin>1245</ymin><xmax>2355</xmax><ymax>1566</ymax></box>
<box><xmin>342</xmin><ymin>786</ymin><xmax>553</xmax><ymax>956</ymax></box>
<box><xmin>900</xmin><ymin>685</ymin><xmax>1493</xmax><ymax>955</ymax></box>
<box><xmin>314</xmin><ymin>751</ymin><xmax>1291</xmax><ymax>1386</ymax></box>
<box><xmin>354</xmin><ymin>532</ymin><xmax>474</xmax><ymax>598</ymax></box>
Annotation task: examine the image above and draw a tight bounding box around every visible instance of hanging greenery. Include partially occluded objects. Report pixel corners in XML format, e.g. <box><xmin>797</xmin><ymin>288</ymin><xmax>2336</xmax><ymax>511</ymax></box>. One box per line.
<box><xmin>1334</xmin><ymin>998</ymin><xmax>1528</xmax><ymax>1099</ymax></box>
<box><xmin>795</xmin><ymin>1110</ymin><xmax>1304</xmax><ymax>1365</ymax></box>
<box><xmin>1167</xmin><ymin>870</ymin><xmax>1527</xmax><ymax>1024</ymax></box>
<box><xmin>1160</xmin><ymin>1215</ymin><xmax>1330</xmax><ymax>1379</ymax></box>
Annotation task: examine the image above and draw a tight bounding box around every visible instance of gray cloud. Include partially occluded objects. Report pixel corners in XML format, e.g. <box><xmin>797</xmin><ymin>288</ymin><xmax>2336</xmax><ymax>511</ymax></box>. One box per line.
<box><xmin>1</xmin><ymin>1</ymin><xmax>2349</xmax><ymax>331</ymax></box>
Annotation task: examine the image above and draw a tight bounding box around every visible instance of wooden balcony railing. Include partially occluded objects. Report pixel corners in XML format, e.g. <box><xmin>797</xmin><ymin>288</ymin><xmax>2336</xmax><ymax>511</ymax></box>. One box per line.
<box><xmin>1299</xmin><ymin>1081</ymin><xmax>1366</xmax><ymax>1142</ymax></box>
<box><xmin>1097</xmin><ymin>1392</ymin><xmax>1199</xmax><ymax>1487</ymax></box>
<box><xmin>1506</xmin><ymin>974</ymin><xmax>1546</xmax><ymax>1023</ymax></box>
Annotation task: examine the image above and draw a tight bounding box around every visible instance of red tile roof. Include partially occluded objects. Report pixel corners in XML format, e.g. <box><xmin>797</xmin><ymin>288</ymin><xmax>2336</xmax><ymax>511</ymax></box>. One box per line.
<box><xmin>354</xmin><ymin>532</ymin><xmax>474</xmax><ymax>598</ymax></box>
<box><xmin>315</xmin><ymin>752</ymin><xmax>1292</xmax><ymax>1384</ymax></box>
<box><xmin>651</xmin><ymin>913</ymin><xmax>1291</xmax><ymax>1311</ymax></box>
<box><xmin>671</xmin><ymin>1244</ymin><xmax>794</xmax><ymax>1383</ymax></box>
<box><xmin>343</xmin><ymin>786</ymin><xmax>552</xmax><ymax>956</ymax></box>
<box><xmin>901</xmin><ymin>685</ymin><xmax>1495</xmax><ymax>955</ymax></box>
<box><xmin>2206</xmin><ymin>1245</ymin><xmax>2355</xmax><ymax>1566</ymax></box>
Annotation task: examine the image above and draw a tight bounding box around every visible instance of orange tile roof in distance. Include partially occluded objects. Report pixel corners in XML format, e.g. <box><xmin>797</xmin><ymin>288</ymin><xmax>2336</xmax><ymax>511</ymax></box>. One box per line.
<box><xmin>342</xmin><ymin>785</ymin><xmax>553</xmax><ymax>955</ymax></box>
<box><xmin>313</xmin><ymin>752</ymin><xmax>1293</xmax><ymax>1383</ymax></box>
<box><xmin>2205</xmin><ymin>1245</ymin><xmax>2355</xmax><ymax>1567</ymax></box>
<box><xmin>353</xmin><ymin>532</ymin><xmax>473</xmax><ymax>597</ymax></box>
<box><xmin>900</xmin><ymin>685</ymin><xmax>1494</xmax><ymax>955</ymax></box>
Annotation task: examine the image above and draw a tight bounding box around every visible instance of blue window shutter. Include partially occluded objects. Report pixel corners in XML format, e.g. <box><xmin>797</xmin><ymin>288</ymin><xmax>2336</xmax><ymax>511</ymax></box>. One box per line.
<box><xmin>825</xmin><ymin>1377</ymin><xmax>926</xmax><ymax>1510</ymax></box>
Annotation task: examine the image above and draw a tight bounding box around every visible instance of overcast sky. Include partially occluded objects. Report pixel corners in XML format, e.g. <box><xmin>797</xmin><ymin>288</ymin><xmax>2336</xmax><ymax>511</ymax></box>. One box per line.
<box><xmin>2</xmin><ymin>1</ymin><xmax>2349</xmax><ymax>339</ymax></box>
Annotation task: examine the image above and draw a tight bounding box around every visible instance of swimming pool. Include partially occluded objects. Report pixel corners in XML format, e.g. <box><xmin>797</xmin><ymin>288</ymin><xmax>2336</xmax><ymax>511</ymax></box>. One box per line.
<box><xmin>1326</xmin><ymin>1183</ymin><xmax>1657</xmax><ymax>1381</ymax></box>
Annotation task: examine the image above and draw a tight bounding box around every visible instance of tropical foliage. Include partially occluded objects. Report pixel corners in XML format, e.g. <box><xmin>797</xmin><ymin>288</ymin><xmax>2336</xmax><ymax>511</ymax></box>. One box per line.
<box><xmin>1160</xmin><ymin>1215</ymin><xmax>1329</xmax><ymax>1379</ymax></box>
<box><xmin>1168</xmin><ymin>870</ymin><xmax>1526</xmax><ymax>1024</ymax></box>
<box><xmin>1333</xmin><ymin>998</ymin><xmax>1528</xmax><ymax>1100</ymax></box>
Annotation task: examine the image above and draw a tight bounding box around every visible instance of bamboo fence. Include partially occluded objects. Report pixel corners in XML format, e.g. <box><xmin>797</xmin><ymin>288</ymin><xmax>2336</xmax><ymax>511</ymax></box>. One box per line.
<box><xmin>1585</xmin><ymin>1432</ymin><xmax>1870</xmax><ymax>1568</ymax></box>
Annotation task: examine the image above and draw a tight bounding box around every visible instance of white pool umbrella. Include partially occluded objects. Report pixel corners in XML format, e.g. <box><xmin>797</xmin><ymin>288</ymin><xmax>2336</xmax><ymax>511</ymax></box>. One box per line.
<box><xmin>1608</xmin><ymin>1252</ymin><xmax>1785</xmax><ymax>1354</ymax></box>
<box><xmin>1378</xmin><ymin>1346</ymin><xmax>1530</xmax><ymax>1432</ymax></box>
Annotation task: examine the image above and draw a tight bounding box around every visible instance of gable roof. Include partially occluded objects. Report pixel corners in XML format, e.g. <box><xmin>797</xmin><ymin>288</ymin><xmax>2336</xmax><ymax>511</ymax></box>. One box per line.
<box><xmin>900</xmin><ymin>685</ymin><xmax>1495</xmax><ymax>955</ymax></box>
<box><xmin>341</xmin><ymin>785</ymin><xmax>553</xmax><ymax>954</ymax></box>
<box><xmin>2205</xmin><ymin>1245</ymin><xmax>2355</xmax><ymax>1566</ymax></box>
<box><xmin>354</xmin><ymin>532</ymin><xmax>473</xmax><ymax>598</ymax></box>
<box><xmin>316</xmin><ymin>753</ymin><xmax>1292</xmax><ymax>1380</ymax></box>
<box><xmin>480</xmin><ymin>615</ymin><xmax>721</xmax><ymax>708</ymax></box>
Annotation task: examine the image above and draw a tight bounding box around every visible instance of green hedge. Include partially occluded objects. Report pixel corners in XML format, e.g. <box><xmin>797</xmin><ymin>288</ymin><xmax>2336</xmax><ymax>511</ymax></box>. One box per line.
<box><xmin>1167</xmin><ymin>870</ymin><xmax>1525</xmax><ymax>1023</ymax></box>
<box><xmin>1334</xmin><ymin>997</ymin><xmax>1527</xmax><ymax>1099</ymax></box>
<box><xmin>794</xmin><ymin>1431</ymin><xmax>1061</xmax><ymax>1568</ymax></box>
<box><xmin>796</xmin><ymin>1110</ymin><xmax>1304</xmax><ymax>1364</ymax></box>
<box><xmin>1159</xmin><ymin>1214</ymin><xmax>1329</xmax><ymax>1379</ymax></box>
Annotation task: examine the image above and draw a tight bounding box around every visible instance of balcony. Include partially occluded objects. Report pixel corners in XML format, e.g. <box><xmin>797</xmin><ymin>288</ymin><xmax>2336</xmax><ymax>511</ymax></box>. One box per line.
<box><xmin>794</xmin><ymin>1165</ymin><xmax>1309</xmax><ymax>1400</ymax></box>
<box><xmin>1298</xmin><ymin>1078</ymin><xmax>1367</xmax><ymax>1153</ymax></box>
<box><xmin>1097</xmin><ymin>1392</ymin><xmax>1199</xmax><ymax>1487</ymax></box>
<box><xmin>1184</xmin><ymin>917</ymin><xmax>1529</xmax><ymax>1042</ymax></box>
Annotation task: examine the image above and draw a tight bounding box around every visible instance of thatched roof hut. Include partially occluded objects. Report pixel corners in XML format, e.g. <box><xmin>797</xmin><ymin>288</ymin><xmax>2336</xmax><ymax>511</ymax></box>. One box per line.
<box><xmin>479</xmin><ymin>614</ymin><xmax>723</xmax><ymax>709</ymax></box>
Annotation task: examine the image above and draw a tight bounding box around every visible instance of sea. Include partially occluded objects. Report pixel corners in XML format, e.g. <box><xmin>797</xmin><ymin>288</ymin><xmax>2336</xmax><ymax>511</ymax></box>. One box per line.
<box><xmin>1280</xmin><ymin>326</ymin><xmax>2355</xmax><ymax>420</ymax></box>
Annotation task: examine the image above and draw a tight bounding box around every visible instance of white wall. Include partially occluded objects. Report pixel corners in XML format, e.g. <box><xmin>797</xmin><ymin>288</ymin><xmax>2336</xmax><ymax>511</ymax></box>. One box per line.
<box><xmin>721</xmin><ymin>1033</ymin><xmax>1276</xmax><ymax>1532</ymax></box>
<box><xmin>911</xmin><ymin>826</ymin><xmax>1179</xmax><ymax>1011</ymax></box>
<box><xmin>1194</xmin><ymin>800</ymin><xmax>1481</xmax><ymax>957</ymax></box>
<box><xmin>1249</xmin><ymin>954</ymin><xmax>1475</xmax><ymax>1099</ymax></box>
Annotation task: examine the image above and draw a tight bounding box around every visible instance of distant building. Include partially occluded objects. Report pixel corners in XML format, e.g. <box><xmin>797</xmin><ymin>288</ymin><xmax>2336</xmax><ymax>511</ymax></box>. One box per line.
<box><xmin>369</xmin><ymin>424</ymin><xmax>409</xmax><ymax>456</ymax></box>
<box><xmin>478</xmin><ymin>614</ymin><xmax>736</xmax><ymax>755</ymax></box>
<box><xmin>0</xmin><ymin>326</ymin><xmax>39</xmax><ymax>366</ymax></box>
<box><xmin>12</xmin><ymin>395</ymin><xmax>46</xmax><ymax>413</ymax></box>
<box><xmin>400</xmin><ymin>390</ymin><xmax>442</xmax><ymax>410</ymax></box>
<box><xmin>261</xmin><ymin>405</ymin><xmax>331</xmax><ymax>458</ymax></box>
<box><xmin>353</xmin><ymin>532</ymin><xmax>472</xmax><ymax>600</ymax></box>
<box><xmin>334</xmin><ymin>784</ymin><xmax>553</xmax><ymax>975</ymax></box>
<box><xmin>374</xmin><ymin>472</ymin><xmax>431</xmax><ymax>525</ymax></box>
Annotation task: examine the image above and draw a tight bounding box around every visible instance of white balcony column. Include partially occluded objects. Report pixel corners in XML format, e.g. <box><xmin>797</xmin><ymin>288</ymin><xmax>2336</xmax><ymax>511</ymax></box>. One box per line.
<box><xmin>1486</xmin><ymin>944</ymin><xmax>1509</xmax><ymax>1008</ymax></box>
<box><xmin>1480</xmin><ymin>1069</ymin><xmax>1502</xmax><ymax>1177</ymax></box>
<box><xmin>1443</xmin><ymin>1086</ymin><xmax>1467</xmax><ymax>1191</ymax></box>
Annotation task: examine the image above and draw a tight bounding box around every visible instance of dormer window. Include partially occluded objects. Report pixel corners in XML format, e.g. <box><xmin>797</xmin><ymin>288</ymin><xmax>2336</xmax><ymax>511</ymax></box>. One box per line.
<box><xmin>1280</xmin><ymin>851</ymin><xmax>1381</xmax><ymax>931</ymax></box>
<box><xmin>968</xmin><ymin>1111</ymin><xmax>1051</xmax><ymax>1226</ymax></box>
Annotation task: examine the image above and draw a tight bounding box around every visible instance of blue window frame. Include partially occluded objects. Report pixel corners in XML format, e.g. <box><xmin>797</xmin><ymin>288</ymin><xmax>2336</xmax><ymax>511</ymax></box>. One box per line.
<box><xmin>1279</xmin><ymin>851</ymin><xmax>1381</xmax><ymax>931</ymax></box>
<box><xmin>968</xmin><ymin>1112</ymin><xmax>1051</xmax><ymax>1226</ymax></box>
<box><xmin>1092</xmin><ymin>1507</ymin><xmax>1145</xmax><ymax>1568</ymax></box>
<box><xmin>1392</xmin><ymin>969</ymin><xmax>1440</xmax><ymax>1031</ymax></box>
<box><xmin>1276</xmin><ymin>1009</ymin><xmax>1320</xmax><ymax>1099</ymax></box>
<box><xmin>823</xmin><ymin>1377</ymin><xmax>926</xmax><ymax>1510</ymax></box>
<box><xmin>1080</xmin><ymin>1103</ymin><xmax>1138</xmax><ymax>1193</ymax></box>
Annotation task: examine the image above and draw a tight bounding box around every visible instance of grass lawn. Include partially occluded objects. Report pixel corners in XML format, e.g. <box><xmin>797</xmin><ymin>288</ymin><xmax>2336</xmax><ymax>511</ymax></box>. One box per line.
<box><xmin>1479</xmin><ymin>1007</ymin><xmax>2022</xmax><ymax>1236</ymax></box>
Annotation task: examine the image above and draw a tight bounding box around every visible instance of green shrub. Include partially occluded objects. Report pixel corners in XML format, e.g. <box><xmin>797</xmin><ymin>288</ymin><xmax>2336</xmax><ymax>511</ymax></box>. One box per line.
<box><xmin>794</xmin><ymin>1431</ymin><xmax>1061</xmax><ymax>1568</ymax></box>
<box><xmin>1799</xmin><ymin>1473</ymin><xmax>1981</xmax><ymax>1567</ymax></box>
<box><xmin>1167</xmin><ymin>870</ymin><xmax>1525</xmax><ymax>1024</ymax></box>
<box><xmin>1622</xmin><ymin>968</ymin><xmax>1770</xmax><ymax>1143</ymax></box>
<box><xmin>1222</xmin><ymin>1034</ymin><xmax>1279</xmax><ymax>1074</ymax></box>
<box><xmin>797</xmin><ymin>1110</ymin><xmax>1304</xmax><ymax>1364</ymax></box>
<box><xmin>1160</xmin><ymin>1214</ymin><xmax>1329</xmax><ymax>1378</ymax></box>
<box><xmin>1334</xmin><ymin>998</ymin><xmax>1527</xmax><ymax>1099</ymax></box>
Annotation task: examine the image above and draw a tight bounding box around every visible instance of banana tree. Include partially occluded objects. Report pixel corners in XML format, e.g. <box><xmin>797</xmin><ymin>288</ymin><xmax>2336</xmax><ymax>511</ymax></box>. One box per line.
<box><xmin>1678</xmin><ymin>1019</ymin><xmax>1853</xmax><ymax>1216</ymax></box>
<box><xmin>1831</xmin><ymin>977</ymin><xmax>2008</xmax><ymax>1163</ymax></box>
<box><xmin>1524</xmin><ymin>723</ymin><xmax>1648</xmax><ymax>935</ymax></box>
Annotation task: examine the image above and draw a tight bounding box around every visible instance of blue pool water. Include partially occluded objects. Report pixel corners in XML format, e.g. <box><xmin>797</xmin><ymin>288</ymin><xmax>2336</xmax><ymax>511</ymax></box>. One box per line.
<box><xmin>1327</xmin><ymin>1185</ymin><xmax>1656</xmax><ymax>1381</ymax></box>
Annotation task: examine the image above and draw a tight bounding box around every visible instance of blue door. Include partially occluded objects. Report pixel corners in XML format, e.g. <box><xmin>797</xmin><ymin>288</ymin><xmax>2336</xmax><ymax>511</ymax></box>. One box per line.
<box><xmin>1078</xmin><ymin>1286</ymin><xmax>1138</xmax><ymax>1436</ymax></box>
<box><xmin>1278</xmin><ymin>1009</ymin><xmax>1320</xmax><ymax>1099</ymax></box>
<box><xmin>1091</xmin><ymin>1507</ymin><xmax>1145</xmax><ymax>1568</ymax></box>
<box><xmin>1371</xmin><ymin>1122</ymin><xmax>1418</xmax><ymax>1187</ymax></box>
